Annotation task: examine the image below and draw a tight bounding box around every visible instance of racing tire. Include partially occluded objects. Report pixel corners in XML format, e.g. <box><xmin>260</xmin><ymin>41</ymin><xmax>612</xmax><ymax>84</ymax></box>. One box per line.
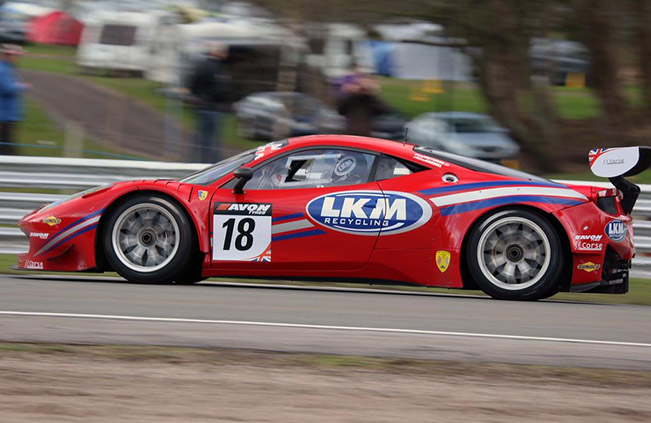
<box><xmin>174</xmin><ymin>252</ymin><xmax>208</xmax><ymax>285</ymax></box>
<box><xmin>466</xmin><ymin>209</ymin><xmax>563</xmax><ymax>301</ymax></box>
<box><xmin>103</xmin><ymin>194</ymin><xmax>194</xmax><ymax>284</ymax></box>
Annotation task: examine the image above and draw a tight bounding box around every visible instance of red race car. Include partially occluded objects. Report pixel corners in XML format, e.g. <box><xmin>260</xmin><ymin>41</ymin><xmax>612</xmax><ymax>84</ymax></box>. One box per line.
<box><xmin>17</xmin><ymin>137</ymin><xmax>650</xmax><ymax>300</ymax></box>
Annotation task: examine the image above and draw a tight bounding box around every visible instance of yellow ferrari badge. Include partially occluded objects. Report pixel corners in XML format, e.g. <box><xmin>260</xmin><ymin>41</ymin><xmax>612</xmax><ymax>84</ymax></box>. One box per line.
<box><xmin>43</xmin><ymin>216</ymin><xmax>61</xmax><ymax>227</ymax></box>
<box><xmin>436</xmin><ymin>251</ymin><xmax>450</xmax><ymax>273</ymax></box>
<box><xmin>197</xmin><ymin>190</ymin><xmax>208</xmax><ymax>201</ymax></box>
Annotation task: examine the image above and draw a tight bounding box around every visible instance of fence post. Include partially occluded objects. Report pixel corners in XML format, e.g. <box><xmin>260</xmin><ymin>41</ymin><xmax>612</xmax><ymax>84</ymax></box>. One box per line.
<box><xmin>63</xmin><ymin>121</ymin><xmax>84</xmax><ymax>158</ymax></box>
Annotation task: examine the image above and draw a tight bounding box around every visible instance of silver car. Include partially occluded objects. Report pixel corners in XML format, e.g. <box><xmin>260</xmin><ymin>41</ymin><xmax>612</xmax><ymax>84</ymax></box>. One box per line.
<box><xmin>234</xmin><ymin>92</ymin><xmax>343</xmax><ymax>141</ymax></box>
<box><xmin>407</xmin><ymin>112</ymin><xmax>520</xmax><ymax>163</ymax></box>
<box><xmin>234</xmin><ymin>91</ymin><xmax>408</xmax><ymax>141</ymax></box>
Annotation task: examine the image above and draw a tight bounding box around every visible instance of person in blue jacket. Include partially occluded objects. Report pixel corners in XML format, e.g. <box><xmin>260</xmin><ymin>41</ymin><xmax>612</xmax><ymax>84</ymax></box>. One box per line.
<box><xmin>0</xmin><ymin>44</ymin><xmax>28</xmax><ymax>155</ymax></box>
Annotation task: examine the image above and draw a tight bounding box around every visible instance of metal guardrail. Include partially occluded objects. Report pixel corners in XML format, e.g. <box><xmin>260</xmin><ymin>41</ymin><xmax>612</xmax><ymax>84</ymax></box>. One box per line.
<box><xmin>0</xmin><ymin>156</ymin><xmax>648</xmax><ymax>277</ymax></box>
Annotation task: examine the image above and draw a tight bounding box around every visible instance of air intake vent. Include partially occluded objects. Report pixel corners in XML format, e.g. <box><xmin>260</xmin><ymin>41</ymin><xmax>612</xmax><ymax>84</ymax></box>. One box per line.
<box><xmin>597</xmin><ymin>196</ymin><xmax>618</xmax><ymax>215</ymax></box>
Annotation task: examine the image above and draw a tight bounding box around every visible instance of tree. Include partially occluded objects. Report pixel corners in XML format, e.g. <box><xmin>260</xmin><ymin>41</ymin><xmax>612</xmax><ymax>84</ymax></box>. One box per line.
<box><xmin>250</xmin><ymin>0</ymin><xmax>648</xmax><ymax>169</ymax></box>
<box><xmin>629</xmin><ymin>0</ymin><xmax>651</xmax><ymax>111</ymax></box>
<box><xmin>569</xmin><ymin>0</ymin><xmax>630</xmax><ymax>119</ymax></box>
<box><xmin>439</xmin><ymin>0</ymin><xmax>562</xmax><ymax>169</ymax></box>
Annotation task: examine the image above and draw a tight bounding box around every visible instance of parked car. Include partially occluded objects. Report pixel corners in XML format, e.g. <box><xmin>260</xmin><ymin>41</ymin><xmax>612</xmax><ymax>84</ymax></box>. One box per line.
<box><xmin>234</xmin><ymin>91</ymin><xmax>406</xmax><ymax>141</ymax></box>
<box><xmin>0</xmin><ymin>8</ymin><xmax>28</xmax><ymax>44</ymax></box>
<box><xmin>407</xmin><ymin>112</ymin><xmax>520</xmax><ymax>163</ymax></box>
<box><xmin>234</xmin><ymin>92</ymin><xmax>339</xmax><ymax>140</ymax></box>
<box><xmin>530</xmin><ymin>38</ymin><xmax>592</xmax><ymax>86</ymax></box>
<box><xmin>17</xmin><ymin>136</ymin><xmax>647</xmax><ymax>300</ymax></box>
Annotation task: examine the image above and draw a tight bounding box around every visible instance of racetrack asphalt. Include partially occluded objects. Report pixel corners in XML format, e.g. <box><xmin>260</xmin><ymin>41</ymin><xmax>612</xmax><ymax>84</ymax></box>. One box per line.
<box><xmin>1</xmin><ymin>274</ymin><xmax>651</xmax><ymax>370</ymax></box>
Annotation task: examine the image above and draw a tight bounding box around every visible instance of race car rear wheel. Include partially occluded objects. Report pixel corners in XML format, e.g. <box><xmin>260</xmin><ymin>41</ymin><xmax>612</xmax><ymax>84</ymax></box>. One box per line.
<box><xmin>467</xmin><ymin>209</ymin><xmax>563</xmax><ymax>300</ymax></box>
<box><xmin>103</xmin><ymin>194</ymin><xmax>194</xmax><ymax>284</ymax></box>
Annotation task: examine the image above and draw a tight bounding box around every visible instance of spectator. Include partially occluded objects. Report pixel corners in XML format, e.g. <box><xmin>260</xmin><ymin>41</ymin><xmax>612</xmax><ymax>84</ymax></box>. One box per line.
<box><xmin>336</xmin><ymin>64</ymin><xmax>387</xmax><ymax>137</ymax></box>
<box><xmin>188</xmin><ymin>42</ymin><xmax>232</xmax><ymax>163</ymax></box>
<box><xmin>0</xmin><ymin>44</ymin><xmax>28</xmax><ymax>155</ymax></box>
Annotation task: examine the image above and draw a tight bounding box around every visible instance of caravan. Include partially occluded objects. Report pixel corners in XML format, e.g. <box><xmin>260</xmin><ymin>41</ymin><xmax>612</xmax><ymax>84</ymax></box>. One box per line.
<box><xmin>147</xmin><ymin>17</ymin><xmax>303</xmax><ymax>94</ymax></box>
<box><xmin>76</xmin><ymin>9</ymin><xmax>177</xmax><ymax>75</ymax></box>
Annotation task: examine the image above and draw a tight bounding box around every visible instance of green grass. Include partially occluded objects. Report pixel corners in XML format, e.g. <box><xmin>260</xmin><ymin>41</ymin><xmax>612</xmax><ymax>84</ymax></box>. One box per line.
<box><xmin>379</xmin><ymin>78</ymin><xmax>488</xmax><ymax>118</ymax></box>
<box><xmin>20</xmin><ymin>55</ymin><xmax>77</xmax><ymax>74</ymax></box>
<box><xmin>17</xmin><ymin>98</ymin><xmax>66</xmax><ymax>155</ymax></box>
<box><xmin>16</xmin><ymin>98</ymin><xmax>137</xmax><ymax>160</ymax></box>
<box><xmin>78</xmin><ymin>76</ymin><xmax>262</xmax><ymax>150</ymax></box>
<box><xmin>552</xmin><ymin>87</ymin><xmax>601</xmax><ymax>119</ymax></box>
<box><xmin>25</xmin><ymin>43</ymin><xmax>77</xmax><ymax>57</ymax></box>
<box><xmin>18</xmin><ymin>53</ymin><xmax>259</xmax><ymax>152</ymax></box>
<box><xmin>557</xmin><ymin>279</ymin><xmax>651</xmax><ymax>306</ymax></box>
<box><xmin>378</xmin><ymin>78</ymin><xmax>607</xmax><ymax>120</ymax></box>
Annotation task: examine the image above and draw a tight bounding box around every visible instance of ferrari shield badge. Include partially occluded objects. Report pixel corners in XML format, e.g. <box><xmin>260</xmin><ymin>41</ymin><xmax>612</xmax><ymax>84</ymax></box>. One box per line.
<box><xmin>197</xmin><ymin>190</ymin><xmax>208</xmax><ymax>201</ymax></box>
<box><xmin>436</xmin><ymin>251</ymin><xmax>450</xmax><ymax>273</ymax></box>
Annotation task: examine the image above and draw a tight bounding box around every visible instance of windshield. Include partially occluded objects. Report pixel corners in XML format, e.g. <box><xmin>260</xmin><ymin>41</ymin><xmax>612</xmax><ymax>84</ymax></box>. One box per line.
<box><xmin>413</xmin><ymin>146</ymin><xmax>552</xmax><ymax>183</ymax></box>
<box><xmin>180</xmin><ymin>150</ymin><xmax>256</xmax><ymax>186</ymax></box>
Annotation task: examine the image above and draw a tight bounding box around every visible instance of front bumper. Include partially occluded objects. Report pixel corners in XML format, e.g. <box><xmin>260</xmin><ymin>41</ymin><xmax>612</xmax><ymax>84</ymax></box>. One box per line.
<box><xmin>16</xmin><ymin>208</ymin><xmax>103</xmax><ymax>272</ymax></box>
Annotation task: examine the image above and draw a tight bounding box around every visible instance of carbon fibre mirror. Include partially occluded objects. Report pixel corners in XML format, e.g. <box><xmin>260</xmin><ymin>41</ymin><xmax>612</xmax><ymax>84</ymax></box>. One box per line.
<box><xmin>233</xmin><ymin>167</ymin><xmax>253</xmax><ymax>194</ymax></box>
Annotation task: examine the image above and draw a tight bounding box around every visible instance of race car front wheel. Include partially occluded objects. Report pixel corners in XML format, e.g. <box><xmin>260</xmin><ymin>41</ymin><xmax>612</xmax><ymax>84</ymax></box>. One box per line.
<box><xmin>467</xmin><ymin>209</ymin><xmax>563</xmax><ymax>300</ymax></box>
<box><xmin>103</xmin><ymin>194</ymin><xmax>194</xmax><ymax>284</ymax></box>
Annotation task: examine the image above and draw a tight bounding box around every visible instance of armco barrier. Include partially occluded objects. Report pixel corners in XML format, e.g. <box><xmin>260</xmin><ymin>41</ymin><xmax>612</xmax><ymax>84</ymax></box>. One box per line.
<box><xmin>0</xmin><ymin>156</ymin><xmax>648</xmax><ymax>277</ymax></box>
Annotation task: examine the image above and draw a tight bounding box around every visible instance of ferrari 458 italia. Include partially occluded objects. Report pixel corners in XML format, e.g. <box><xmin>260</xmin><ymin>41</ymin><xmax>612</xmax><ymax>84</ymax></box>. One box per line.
<box><xmin>17</xmin><ymin>136</ymin><xmax>649</xmax><ymax>300</ymax></box>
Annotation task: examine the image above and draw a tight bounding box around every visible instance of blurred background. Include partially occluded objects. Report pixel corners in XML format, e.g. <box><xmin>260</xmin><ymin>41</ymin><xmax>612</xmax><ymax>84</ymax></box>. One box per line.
<box><xmin>1</xmin><ymin>0</ymin><xmax>650</xmax><ymax>181</ymax></box>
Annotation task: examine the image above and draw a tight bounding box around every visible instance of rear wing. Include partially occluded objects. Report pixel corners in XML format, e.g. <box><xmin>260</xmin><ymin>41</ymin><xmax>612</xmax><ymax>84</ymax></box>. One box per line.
<box><xmin>589</xmin><ymin>147</ymin><xmax>651</xmax><ymax>214</ymax></box>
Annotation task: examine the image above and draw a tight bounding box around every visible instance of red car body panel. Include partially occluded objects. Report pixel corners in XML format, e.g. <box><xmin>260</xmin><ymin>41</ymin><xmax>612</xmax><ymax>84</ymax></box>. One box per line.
<box><xmin>17</xmin><ymin>135</ymin><xmax>635</xmax><ymax>292</ymax></box>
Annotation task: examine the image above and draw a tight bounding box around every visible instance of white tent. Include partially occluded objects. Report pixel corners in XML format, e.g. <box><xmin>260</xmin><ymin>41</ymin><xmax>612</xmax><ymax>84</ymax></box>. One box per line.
<box><xmin>390</xmin><ymin>42</ymin><xmax>472</xmax><ymax>81</ymax></box>
<box><xmin>373</xmin><ymin>22</ymin><xmax>473</xmax><ymax>81</ymax></box>
<box><xmin>304</xmin><ymin>23</ymin><xmax>374</xmax><ymax>79</ymax></box>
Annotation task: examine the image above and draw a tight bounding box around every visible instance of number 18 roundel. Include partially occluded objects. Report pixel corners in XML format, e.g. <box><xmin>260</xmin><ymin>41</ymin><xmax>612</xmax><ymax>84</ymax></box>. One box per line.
<box><xmin>212</xmin><ymin>202</ymin><xmax>272</xmax><ymax>261</ymax></box>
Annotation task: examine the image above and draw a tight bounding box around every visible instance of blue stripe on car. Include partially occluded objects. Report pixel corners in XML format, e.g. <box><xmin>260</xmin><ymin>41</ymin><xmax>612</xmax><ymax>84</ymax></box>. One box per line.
<box><xmin>439</xmin><ymin>196</ymin><xmax>583</xmax><ymax>216</ymax></box>
<box><xmin>273</xmin><ymin>213</ymin><xmax>305</xmax><ymax>223</ymax></box>
<box><xmin>50</xmin><ymin>209</ymin><xmax>104</xmax><ymax>237</ymax></box>
<box><xmin>419</xmin><ymin>181</ymin><xmax>567</xmax><ymax>196</ymax></box>
<box><xmin>44</xmin><ymin>223</ymin><xmax>100</xmax><ymax>254</ymax></box>
<box><xmin>37</xmin><ymin>209</ymin><xmax>104</xmax><ymax>256</ymax></box>
<box><xmin>273</xmin><ymin>229</ymin><xmax>326</xmax><ymax>242</ymax></box>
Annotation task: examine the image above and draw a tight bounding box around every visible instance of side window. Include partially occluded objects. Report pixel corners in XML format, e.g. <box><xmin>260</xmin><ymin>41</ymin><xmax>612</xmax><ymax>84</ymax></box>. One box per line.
<box><xmin>374</xmin><ymin>155</ymin><xmax>415</xmax><ymax>181</ymax></box>
<box><xmin>247</xmin><ymin>149</ymin><xmax>376</xmax><ymax>190</ymax></box>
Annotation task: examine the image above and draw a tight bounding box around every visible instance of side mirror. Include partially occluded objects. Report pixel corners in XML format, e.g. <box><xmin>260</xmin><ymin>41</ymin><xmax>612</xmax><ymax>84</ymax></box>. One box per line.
<box><xmin>232</xmin><ymin>167</ymin><xmax>253</xmax><ymax>194</ymax></box>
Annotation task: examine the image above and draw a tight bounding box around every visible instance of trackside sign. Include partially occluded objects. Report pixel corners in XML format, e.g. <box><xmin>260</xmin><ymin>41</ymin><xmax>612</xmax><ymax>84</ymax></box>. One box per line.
<box><xmin>306</xmin><ymin>190</ymin><xmax>432</xmax><ymax>235</ymax></box>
